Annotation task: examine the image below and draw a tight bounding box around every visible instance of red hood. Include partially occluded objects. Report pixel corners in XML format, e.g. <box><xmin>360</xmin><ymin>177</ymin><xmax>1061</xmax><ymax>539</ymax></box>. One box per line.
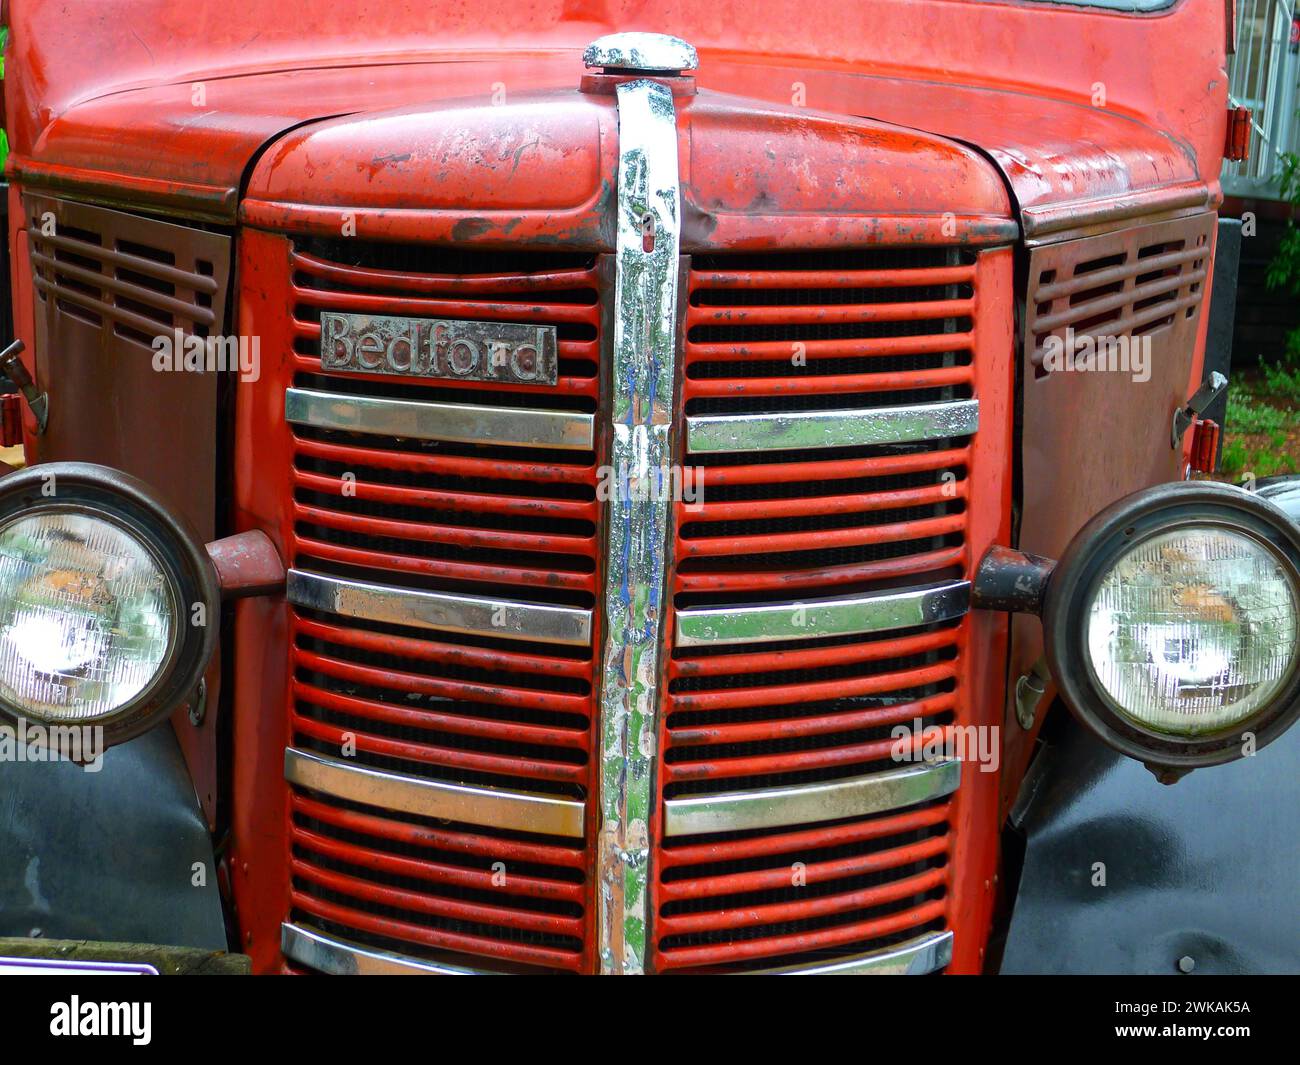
<box><xmin>237</xmin><ymin>82</ymin><xmax>1014</xmax><ymax>250</ymax></box>
<box><xmin>6</xmin><ymin>0</ymin><xmax>1225</xmax><ymax>238</ymax></box>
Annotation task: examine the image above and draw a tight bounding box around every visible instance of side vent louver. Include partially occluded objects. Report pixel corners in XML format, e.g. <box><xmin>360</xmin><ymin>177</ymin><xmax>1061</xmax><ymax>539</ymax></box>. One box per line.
<box><xmin>1025</xmin><ymin>213</ymin><xmax>1214</xmax><ymax>380</ymax></box>
<box><xmin>23</xmin><ymin>194</ymin><xmax>233</xmax><ymax>537</ymax></box>
<box><xmin>27</xmin><ymin>194</ymin><xmax>230</xmax><ymax>349</ymax></box>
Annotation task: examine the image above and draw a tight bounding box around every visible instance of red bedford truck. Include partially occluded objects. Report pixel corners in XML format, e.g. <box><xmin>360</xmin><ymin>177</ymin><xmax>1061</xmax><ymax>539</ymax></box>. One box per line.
<box><xmin>0</xmin><ymin>0</ymin><xmax>1298</xmax><ymax>976</ymax></box>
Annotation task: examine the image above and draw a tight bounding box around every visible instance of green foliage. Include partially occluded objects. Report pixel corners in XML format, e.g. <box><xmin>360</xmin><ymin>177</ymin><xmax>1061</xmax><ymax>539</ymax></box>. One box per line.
<box><xmin>1268</xmin><ymin>222</ymin><xmax>1300</xmax><ymax>297</ymax></box>
<box><xmin>0</xmin><ymin>27</ymin><xmax>8</xmax><ymax>170</ymax></box>
<box><xmin>1260</xmin><ymin>359</ymin><xmax>1300</xmax><ymax>399</ymax></box>
<box><xmin>1220</xmin><ymin>437</ymin><xmax>1248</xmax><ymax>475</ymax></box>
<box><xmin>1220</xmin><ymin>437</ymin><xmax>1288</xmax><ymax>479</ymax></box>
<box><xmin>1226</xmin><ymin>393</ymin><xmax>1291</xmax><ymax>433</ymax></box>
<box><xmin>1267</xmin><ymin>150</ymin><xmax>1300</xmax><ymax>361</ymax></box>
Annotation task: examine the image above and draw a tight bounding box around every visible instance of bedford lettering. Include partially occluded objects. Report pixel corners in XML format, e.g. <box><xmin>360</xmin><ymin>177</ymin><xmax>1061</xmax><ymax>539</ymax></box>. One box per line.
<box><xmin>320</xmin><ymin>311</ymin><xmax>558</xmax><ymax>386</ymax></box>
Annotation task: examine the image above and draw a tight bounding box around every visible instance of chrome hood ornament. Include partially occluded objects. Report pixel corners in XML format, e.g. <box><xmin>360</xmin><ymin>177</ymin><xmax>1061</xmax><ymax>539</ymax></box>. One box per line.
<box><xmin>583</xmin><ymin>32</ymin><xmax>698</xmax><ymax>75</ymax></box>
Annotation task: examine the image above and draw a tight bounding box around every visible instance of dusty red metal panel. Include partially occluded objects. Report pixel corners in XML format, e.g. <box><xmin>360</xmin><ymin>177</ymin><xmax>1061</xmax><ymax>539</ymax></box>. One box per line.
<box><xmin>242</xmin><ymin>90</ymin><xmax>619</xmax><ymax>247</ymax></box>
<box><xmin>229</xmin><ymin>229</ymin><xmax>298</xmax><ymax>970</ymax></box>
<box><xmin>675</xmin><ymin>91</ymin><xmax>1015</xmax><ymax>250</ymax></box>
<box><xmin>943</xmin><ymin>246</ymin><xmax>1014</xmax><ymax>974</ymax></box>
<box><xmin>696</xmin><ymin>63</ymin><xmax>1220</xmax><ymax>241</ymax></box>
<box><xmin>21</xmin><ymin>192</ymin><xmax>232</xmax><ymax>540</ymax></box>
<box><xmin>1023</xmin><ymin>214</ymin><xmax>1215</xmax><ymax>375</ymax></box>
<box><xmin>997</xmin><ymin>217</ymin><xmax>1219</xmax><ymax>809</ymax></box>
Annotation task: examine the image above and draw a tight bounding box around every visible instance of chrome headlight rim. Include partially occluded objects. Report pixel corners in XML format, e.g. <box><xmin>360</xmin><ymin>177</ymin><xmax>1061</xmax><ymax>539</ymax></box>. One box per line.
<box><xmin>1043</xmin><ymin>482</ymin><xmax>1300</xmax><ymax>770</ymax></box>
<box><xmin>0</xmin><ymin>462</ymin><xmax>219</xmax><ymax>745</ymax></box>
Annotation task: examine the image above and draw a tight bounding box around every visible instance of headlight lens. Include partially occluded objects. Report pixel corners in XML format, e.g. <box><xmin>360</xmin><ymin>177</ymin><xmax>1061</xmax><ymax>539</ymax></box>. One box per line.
<box><xmin>1086</xmin><ymin>526</ymin><xmax>1298</xmax><ymax>736</ymax></box>
<box><xmin>0</xmin><ymin>510</ymin><xmax>177</xmax><ymax>723</ymax></box>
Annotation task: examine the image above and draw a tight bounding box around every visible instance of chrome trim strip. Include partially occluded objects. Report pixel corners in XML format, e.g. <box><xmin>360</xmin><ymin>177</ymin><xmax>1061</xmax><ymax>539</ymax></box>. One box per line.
<box><xmin>281</xmin><ymin>923</ymin><xmax>489</xmax><ymax>976</ymax></box>
<box><xmin>596</xmin><ymin>77</ymin><xmax>682</xmax><ymax>975</ymax></box>
<box><xmin>686</xmin><ymin>399</ymin><xmax>979</xmax><ymax>454</ymax></box>
<box><xmin>752</xmin><ymin>931</ymin><xmax>953</xmax><ymax>975</ymax></box>
<box><xmin>663</xmin><ymin>759</ymin><xmax>961</xmax><ymax>837</ymax></box>
<box><xmin>284</xmin><ymin>747</ymin><xmax>585</xmax><ymax>838</ymax></box>
<box><xmin>676</xmin><ymin>580</ymin><xmax>970</xmax><ymax>647</ymax></box>
<box><xmin>286</xmin><ymin>569</ymin><xmax>591</xmax><ymax>647</ymax></box>
<box><xmin>284</xmin><ymin>387</ymin><xmax>594</xmax><ymax>451</ymax></box>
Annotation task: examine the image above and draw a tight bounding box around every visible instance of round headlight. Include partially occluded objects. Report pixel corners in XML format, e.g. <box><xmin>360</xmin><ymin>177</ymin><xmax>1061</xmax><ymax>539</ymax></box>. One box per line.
<box><xmin>1045</xmin><ymin>482</ymin><xmax>1300</xmax><ymax>772</ymax></box>
<box><xmin>0</xmin><ymin>511</ymin><xmax>178</xmax><ymax>721</ymax></box>
<box><xmin>0</xmin><ymin>464</ymin><xmax>218</xmax><ymax>746</ymax></box>
<box><xmin>1085</xmin><ymin>526</ymin><xmax>1298</xmax><ymax>735</ymax></box>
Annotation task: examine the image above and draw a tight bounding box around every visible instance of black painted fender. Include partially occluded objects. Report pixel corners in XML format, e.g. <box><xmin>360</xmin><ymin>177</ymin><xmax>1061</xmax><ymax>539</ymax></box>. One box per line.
<box><xmin>999</xmin><ymin>473</ymin><xmax>1300</xmax><ymax>973</ymax></box>
<box><xmin>999</xmin><ymin>711</ymin><xmax>1300</xmax><ymax>974</ymax></box>
<box><xmin>0</xmin><ymin>724</ymin><xmax>226</xmax><ymax>949</ymax></box>
<box><xmin>1256</xmin><ymin>475</ymin><xmax>1300</xmax><ymax>525</ymax></box>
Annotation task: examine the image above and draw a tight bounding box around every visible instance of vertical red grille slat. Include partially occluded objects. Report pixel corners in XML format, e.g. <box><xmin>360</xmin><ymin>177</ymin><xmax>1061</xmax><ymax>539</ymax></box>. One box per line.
<box><xmin>658</xmin><ymin>868</ymin><xmax>951</xmax><ymax>936</ymax></box>
<box><xmin>275</xmin><ymin>240</ymin><xmax>604</xmax><ymax>973</ymax></box>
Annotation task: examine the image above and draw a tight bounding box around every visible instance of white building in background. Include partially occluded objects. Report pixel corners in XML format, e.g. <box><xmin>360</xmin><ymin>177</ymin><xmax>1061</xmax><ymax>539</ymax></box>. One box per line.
<box><xmin>1224</xmin><ymin>0</ymin><xmax>1300</xmax><ymax>199</ymax></box>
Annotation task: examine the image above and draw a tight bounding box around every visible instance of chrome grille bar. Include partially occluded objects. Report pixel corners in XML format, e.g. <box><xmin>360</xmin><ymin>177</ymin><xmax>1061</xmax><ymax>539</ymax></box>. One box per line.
<box><xmin>675</xmin><ymin>580</ymin><xmax>970</xmax><ymax>647</ymax></box>
<box><xmin>685</xmin><ymin>398</ymin><xmax>979</xmax><ymax>454</ymax></box>
<box><xmin>285</xmin><ymin>387</ymin><xmax>595</xmax><ymax>450</ymax></box>
<box><xmin>284</xmin><ymin>747</ymin><xmax>585</xmax><ymax>838</ymax></box>
<box><xmin>663</xmin><ymin>759</ymin><xmax>961</xmax><ymax>836</ymax></box>
<box><xmin>752</xmin><ymin>930</ymin><xmax>953</xmax><ymax>975</ymax></box>
<box><xmin>281</xmin><ymin>923</ymin><xmax>490</xmax><ymax>975</ymax></box>
<box><xmin>287</xmin><ymin>569</ymin><xmax>592</xmax><ymax>647</ymax></box>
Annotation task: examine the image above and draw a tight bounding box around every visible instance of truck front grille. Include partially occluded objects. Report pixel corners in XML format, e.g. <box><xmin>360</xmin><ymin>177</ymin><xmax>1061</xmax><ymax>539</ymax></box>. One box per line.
<box><xmin>251</xmin><ymin>236</ymin><xmax>1004</xmax><ymax>975</ymax></box>
<box><xmin>279</xmin><ymin>241</ymin><xmax>603</xmax><ymax>972</ymax></box>
<box><xmin>653</xmin><ymin>249</ymin><xmax>978</xmax><ymax>972</ymax></box>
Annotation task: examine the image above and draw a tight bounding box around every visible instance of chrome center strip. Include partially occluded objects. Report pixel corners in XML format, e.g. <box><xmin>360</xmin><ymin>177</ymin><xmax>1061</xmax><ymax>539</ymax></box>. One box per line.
<box><xmin>676</xmin><ymin>580</ymin><xmax>971</xmax><ymax>647</ymax></box>
<box><xmin>287</xmin><ymin>568</ymin><xmax>592</xmax><ymax>647</ymax></box>
<box><xmin>750</xmin><ymin>930</ymin><xmax>953</xmax><ymax>975</ymax></box>
<box><xmin>284</xmin><ymin>747</ymin><xmax>585</xmax><ymax>838</ymax></box>
<box><xmin>281</xmin><ymin>923</ymin><xmax>491</xmax><ymax>976</ymax></box>
<box><xmin>285</xmin><ymin>387</ymin><xmax>595</xmax><ymax>451</ymax></box>
<box><xmin>686</xmin><ymin>398</ymin><xmax>979</xmax><ymax>454</ymax></box>
<box><xmin>663</xmin><ymin>759</ymin><xmax>961</xmax><ymax>837</ymax></box>
<box><xmin>597</xmin><ymin>78</ymin><xmax>682</xmax><ymax>975</ymax></box>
